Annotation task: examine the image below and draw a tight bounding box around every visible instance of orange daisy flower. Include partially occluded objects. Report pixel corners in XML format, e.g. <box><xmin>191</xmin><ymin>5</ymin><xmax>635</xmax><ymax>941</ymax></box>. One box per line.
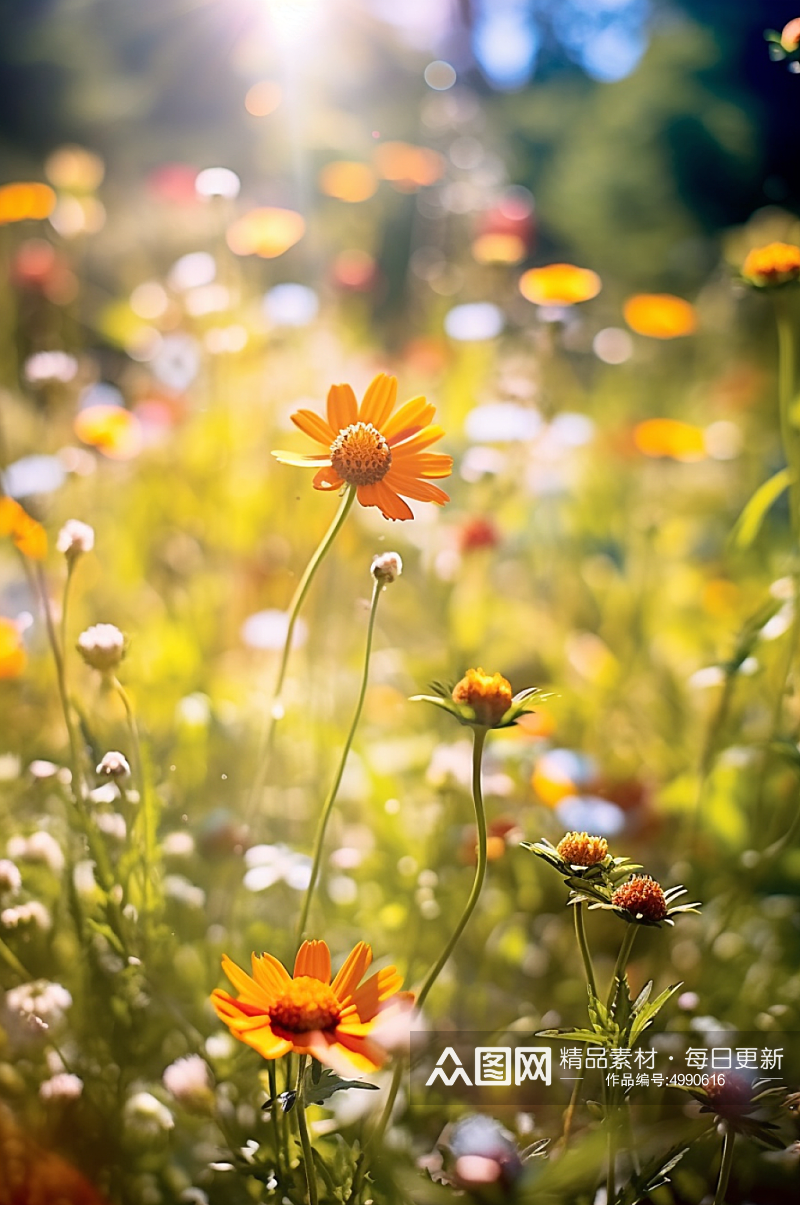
<box><xmin>0</xmin><ymin>496</ymin><xmax>47</xmax><ymax>559</ymax></box>
<box><xmin>518</xmin><ymin>263</ymin><xmax>601</xmax><ymax>307</ymax></box>
<box><xmin>211</xmin><ymin>939</ymin><xmax>414</xmax><ymax>1075</ymax></box>
<box><xmin>0</xmin><ymin>618</ymin><xmax>26</xmax><ymax>679</ymax></box>
<box><xmin>272</xmin><ymin>373</ymin><xmax>452</xmax><ymax>521</ymax></box>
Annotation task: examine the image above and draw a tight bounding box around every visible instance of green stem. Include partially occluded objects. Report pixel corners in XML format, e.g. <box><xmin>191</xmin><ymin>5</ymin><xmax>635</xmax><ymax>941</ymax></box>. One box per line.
<box><xmin>607</xmin><ymin>1109</ymin><xmax>617</xmax><ymax>1205</ymax></box>
<box><xmin>295</xmin><ymin>578</ymin><xmax>382</xmax><ymax>950</ymax></box>
<box><xmin>34</xmin><ymin>562</ymin><xmax>119</xmax><ymax>906</ymax></box>
<box><xmin>573</xmin><ymin>902</ymin><xmax>597</xmax><ymax>999</ymax></box>
<box><xmin>35</xmin><ymin>563</ymin><xmax>84</xmax><ymax>801</ymax></box>
<box><xmin>607</xmin><ymin>926</ymin><xmax>637</xmax><ymax>1012</ymax></box>
<box><xmin>247</xmin><ymin>486</ymin><xmax>356</xmax><ymax>818</ymax></box>
<box><xmin>368</xmin><ymin>728</ymin><xmax>491</xmax><ymax>1162</ymax></box>
<box><xmin>415</xmin><ymin>726</ymin><xmax>489</xmax><ymax>1011</ymax></box>
<box><xmin>295</xmin><ymin>1055</ymin><xmax>319</xmax><ymax>1205</ymax></box>
<box><xmin>0</xmin><ymin>934</ymin><xmax>30</xmax><ymax>979</ymax></box>
<box><xmin>266</xmin><ymin>1061</ymin><xmax>283</xmax><ymax>1177</ymax></box>
<box><xmin>775</xmin><ymin>297</ymin><xmax>799</xmax><ymax>537</ymax></box>
<box><xmin>113</xmin><ymin>677</ymin><xmax>153</xmax><ymax>925</ymax></box>
<box><xmin>755</xmin><ymin>298</ymin><xmax>800</xmax><ymax>835</ymax></box>
<box><xmin>713</xmin><ymin>1125</ymin><xmax>736</xmax><ymax>1205</ymax></box>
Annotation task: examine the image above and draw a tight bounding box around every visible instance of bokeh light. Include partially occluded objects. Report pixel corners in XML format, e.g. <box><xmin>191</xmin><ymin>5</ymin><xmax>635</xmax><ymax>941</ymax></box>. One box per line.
<box><xmin>226</xmin><ymin>207</ymin><xmax>306</xmax><ymax>257</ymax></box>
<box><xmin>318</xmin><ymin>161</ymin><xmax>377</xmax><ymax>202</ymax></box>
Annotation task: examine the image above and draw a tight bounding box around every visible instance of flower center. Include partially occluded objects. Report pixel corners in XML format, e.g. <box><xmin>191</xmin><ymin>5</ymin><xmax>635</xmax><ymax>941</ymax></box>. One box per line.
<box><xmin>269</xmin><ymin>977</ymin><xmax>341</xmax><ymax>1033</ymax></box>
<box><xmin>330</xmin><ymin>422</ymin><xmax>392</xmax><ymax>486</ymax></box>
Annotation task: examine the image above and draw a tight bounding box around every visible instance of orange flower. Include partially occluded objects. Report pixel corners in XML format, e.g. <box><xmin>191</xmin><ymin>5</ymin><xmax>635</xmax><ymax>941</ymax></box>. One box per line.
<box><xmin>781</xmin><ymin>18</ymin><xmax>800</xmax><ymax>51</ymax></box>
<box><xmin>741</xmin><ymin>242</ymin><xmax>800</xmax><ymax>287</ymax></box>
<box><xmin>519</xmin><ymin>263</ymin><xmax>601</xmax><ymax>306</ymax></box>
<box><xmin>272</xmin><ymin>373</ymin><xmax>452</xmax><ymax>521</ymax></box>
<box><xmin>623</xmin><ymin>293</ymin><xmax>697</xmax><ymax>339</ymax></box>
<box><xmin>211</xmin><ymin>939</ymin><xmax>414</xmax><ymax>1075</ymax></box>
<box><xmin>0</xmin><ymin>497</ymin><xmax>47</xmax><ymax>559</ymax></box>
<box><xmin>0</xmin><ymin>182</ymin><xmax>56</xmax><ymax>225</ymax></box>
<box><xmin>0</xmin><ymin>618</ymin><xmax>26</xmax><ymax>679</ymax></box>
<box><xmin>633</xmin><ymin>418</ymin><xmax>706</xmax><ymax>462</ymax></box>
<box><xmin>74</xmin><ymin>405</ymin><xmax>143</xmax><ymax>460</ymax></box>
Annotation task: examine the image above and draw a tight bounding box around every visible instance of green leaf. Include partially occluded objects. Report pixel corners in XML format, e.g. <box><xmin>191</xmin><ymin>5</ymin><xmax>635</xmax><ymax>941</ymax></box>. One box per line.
<box><xmin>629</xmin><ymin>982</ymin><xmax>682</xmax><ymax>1045</ymax></box>
<box><xmin>536</xmin><ymin>1028</ymin><xmax>608</xmax><ymax>1044</ymax></box>
<box><xmin>730</xmin><ymin>468</ymin><xmax>791</xmax><ymax>550</ymax></box>
<box><xmin>618</xmin><ymin>1142</ymin><xmax>690</xmax><ymax>1205</ymax></box>
<box><xmin>85</xmin><ymin>918</ymin><xmax>125</xmax><ymax>955</ymax></box>
<box><xmin>631</xmin><ymin>981</ymin><xmax>653</xmax><ymax>1014</ymax></box>
<box><xmin>303</xmin><ymin>1066</ymin><xmax>380</xmax><ymax>1106</ymax></box>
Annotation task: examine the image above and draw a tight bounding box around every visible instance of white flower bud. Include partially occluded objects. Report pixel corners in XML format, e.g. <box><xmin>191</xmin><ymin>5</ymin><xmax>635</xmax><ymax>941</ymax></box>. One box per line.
<box><xmin>56</xmin><ymin>520</ymin><xmax>95</xmax><ymax>560</ymax></box>
<box><xmin>371</xmin><ymin>551</ymin><xmax>403</xmax><ymax>584</ymax></box>
<box><xmin>96</xmin><ymin>751</ymin><xmax>131</xmax><ymax>779</ymax></box>
<box><xmin>77</xmin><ymin>624</ymin><xmax>125</xmax><ymax>672</ymax></box>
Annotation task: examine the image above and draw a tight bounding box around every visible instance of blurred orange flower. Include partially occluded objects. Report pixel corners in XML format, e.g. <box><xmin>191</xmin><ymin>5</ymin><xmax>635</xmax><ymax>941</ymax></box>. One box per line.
<box><xmin>742</xmin><ymin>242</ymin><xmax>800</xmax><ymax>287</ymax></box>
<box><xmin>0</xmin><ymin>618</ymin><xmax>26</xmax><ymax>679</ymax></box>
<box><xmin>633</xmin><ymin>418</ymin><xmax>706</xmax><ymax>462</ymax></box>
<box><xmin>781</xmin><ymin>18</ymin><xmax>800</xmax><ymax>51</ymax></box>
<box><xmin>273</xmin><ymin>373</ymin><xmax>452</xmax><ymax>521</ymax></box>
<box><xmin>519</xmin><ymin>263</ymin><xmax>601</xmax><ymax>306</ymax></box>
<box><xmin>74</xmin><ymin>405</ymin><xmax>143</xmax><ymax>460</ymax></box>
<box><xmin>211</xmin><ymin>939</ymin><xmax>413</xmax><ymax>1074</ymax></box>
<box><xmin>226</xmin><ymin>207</ymin><xmax>305</xmax><ymax>258</ymax></box>
<box><xmin>319</xmin><ymin>161</ymin><xmax>377</xmax><ymax>203</ymax></box>
<box><xmin>0</xmin><ymin>182</ymin><xmax>56</xmax><ymax>225</ymax></box>
<box><xmin>374</xmin><ymin>142</ymin><xmax>445</xmax><ymax>192</ymax></box>
<box><xmin>244</xmin><ymin>80</ymin><xmax>282</xmax><ymax>117</ymax></box>
<box><xmin>623</xmin><ymin>293</ymin><xmax>697</xmax><ymax>338</ymax></box>
<box><xmin>0</xmin><ymin>497</ymin><xmax>47</xmax><ymax>559</ymax></box>
<box><xmin>472</xmin><ymin>232</ymin><xmax>526</xmax><ymax>265</ymax></box>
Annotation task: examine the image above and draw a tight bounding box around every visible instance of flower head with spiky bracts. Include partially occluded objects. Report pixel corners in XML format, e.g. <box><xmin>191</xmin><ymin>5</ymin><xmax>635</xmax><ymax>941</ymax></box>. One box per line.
<box><xmin>412</xmin><ymin>668</ymin><xmax>540</xmax><ymax>731</ymax></box>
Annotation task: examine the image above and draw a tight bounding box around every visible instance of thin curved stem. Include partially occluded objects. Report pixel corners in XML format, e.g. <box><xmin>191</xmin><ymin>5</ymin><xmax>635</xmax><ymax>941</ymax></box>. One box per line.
<box><xmin>35</xmin><ymin>563</ymin><xmax>83</xmax><ymax>801</ymax></box>
<box><xmin>415</xmin><ymin>726</ymin><xmax>489</xmax><ymax>1011</ymax></box>
<box><xmin>295</xmin><ymin>577</ymin><xmax>382</xmax><ymax>950</ymax></box>
<box><xmin>266</xmin><ymin>1061</ymin><xmax>283</xmax><ymax>1177</ymax></box>
<box><xmin>754</xmin><ymin>299</ymin><xmax>800</xmax><ymax>835</ymax></box>
<box><xmin>775</xmin><ymin>297</ymin><xmax>799</xmax><ymax>536</ymax></box>
<box><xmin>113</xmin><ymin>677</ymin><xmax>153</xmax><ymax>930</ymax></box>
<box><xmin>573</xmin><ymin>901</ymin><xmax>597</xmax><ymax>998</ymax></box>
<box><xmin>713</xmin><ymin>1125</ymin><xmax>735</xmax><ymax>1205</ymax></box>
<box><xmin>607</xmin><ymin>926</ymin><xmax>638</xmax><ymax>1011</ymax></box>
<box><xmin>295</xmin><ymin>1054</ymin><xmax>319</xmax><ymax>1205</ymax></box>
<box><xmin>247</xmin><ymin>487</ymin><xmax>356</xmax><ymax>818</ymax></box>
<box><xmin>368</xmin><ymin>728</ymin><xmax>490</xmax><ymax>1158</ymax></box>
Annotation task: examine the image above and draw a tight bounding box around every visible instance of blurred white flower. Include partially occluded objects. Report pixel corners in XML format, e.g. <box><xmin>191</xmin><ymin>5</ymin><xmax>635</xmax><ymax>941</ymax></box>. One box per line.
<box><xmin>163</xmin><ymin>1055</ymin><xmax>214</xmax><ymax>1113</ymax></box>
<box><xmin>243</xmin><ymin>843</ymin><xmax>312</xmax><ymax>892</ymax></box>
<box><xmin>40</xmin><ymin>1072</ymin><xmax>83</xmax><ymax>1101</ymax></box>
<box><xmin>94</xmin><ymin>813</ymin><xmax>127</xmax><ymax>842</ymax></box>
<box><xmin>56</xmin><ymin>519</ymin><xmax>94</xmax><ymax>560</ymax></box>
<box><xmin>1</xmin><ymin>901</ymin><xmax>51</xmax><ymax>930</ymax></box>
<box><xmin>5</xmin><ymin>979</ymin><xmax>72</xmax><ymax>1027</ymax></box>
<box><xmin>164</xmin><ymin>875</ymin><xmax>206</xmax><ymax>909</ymax></box>
<box><xmin>77</xmin><ymin>624</ymin><xmax>125</xmax><ymax>672</ymax></box>
<box><xmin>124</xmin><ymin>1091</ymin><xmax>175</xmax><ymax>1136</ymax></box>
<box><xmin>241</xmin><ymin>610</ymin><xmax>307</xmax><ymax>651</ymax></box>
<box><xmin>162</xmin><ymin>831</ymin><xmax>195</xmax><ymax>857</ymax></box>
<box><xmin>0</xmin><ymin>859</ymin><xmax>22</xmax><ymax>897</ymax></box>
<box><xmin>7</xmin><ymin>831</ymin><xmax>65</xmax><ymax>874</ymax></box>
<box><xmin>24</xmin><ymin>350</ymin><xmax>78</xmax><ymax>384</ymax></box>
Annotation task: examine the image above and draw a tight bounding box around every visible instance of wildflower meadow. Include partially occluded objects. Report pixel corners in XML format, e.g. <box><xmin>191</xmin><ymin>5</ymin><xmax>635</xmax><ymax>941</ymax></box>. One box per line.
<box><xmin>1</xmin><ymin>3</ymin><xmax>800</xmax><ymax>1203</ymax></box>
